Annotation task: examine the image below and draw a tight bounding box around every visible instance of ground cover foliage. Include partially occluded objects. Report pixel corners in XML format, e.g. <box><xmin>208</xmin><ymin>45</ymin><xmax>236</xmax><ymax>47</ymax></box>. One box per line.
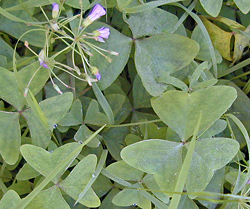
<box><xmin>1</xmin><ymin>0</ymin><xmax>250</xmax><ymax>208</ymax></box>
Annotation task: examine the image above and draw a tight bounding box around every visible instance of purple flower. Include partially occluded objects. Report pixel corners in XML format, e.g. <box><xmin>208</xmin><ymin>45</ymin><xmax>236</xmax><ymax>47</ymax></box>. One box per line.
<box><xmin>52</xmin><ymin>3</ymin><xmax>59</xmax><ymax>11</ymax></box>
<box><xmin>40</xmin><ymin>61</ymin><xmax>49</xmax><ymax>69</ymax></box>
<box><xmin>95</xmin><ymin>72</ymin><xmax>101</xmax><ymax>80</ymax></box>
<box><xmin>82</xmin><ymin>4</ymin><xmax>106</xmax><ymax>27</ymax></box>
<box><xmin>38</xmin><ymin>49</ymin><xmax>49</xmax><ymax>68</ymax></box>
<box><xmin>52</xmin><ymin>3</ymin><xmax>59</xmax><ymax>19</ymax></box>
<box><xmin>93</xmin><ymin>27</ymin><xmax>110</xmax><ymax>42</ymax></box>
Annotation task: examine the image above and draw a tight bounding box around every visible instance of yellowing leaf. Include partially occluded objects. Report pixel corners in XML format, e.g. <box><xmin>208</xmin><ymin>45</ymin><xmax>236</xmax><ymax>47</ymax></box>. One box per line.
<box><xmin>201</xmin><ymin>17</ymin><xmax>233</xmax><ymax>61</ymax></box>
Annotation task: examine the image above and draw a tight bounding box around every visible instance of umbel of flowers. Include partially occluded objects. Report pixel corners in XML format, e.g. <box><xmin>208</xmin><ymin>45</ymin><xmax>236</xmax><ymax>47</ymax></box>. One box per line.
<box><xmin>24</xmin><ymin>3</ymin><xmax>118</xmax><ymax>95</ymax></box>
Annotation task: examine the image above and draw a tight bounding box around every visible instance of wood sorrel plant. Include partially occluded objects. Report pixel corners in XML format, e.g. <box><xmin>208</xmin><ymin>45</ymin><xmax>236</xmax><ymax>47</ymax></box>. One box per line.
<box><xmin>2</xmin><ymin>0</ymin><xmax>250</xmax><ymax>208</ymax></box>
<box><xmin>23</xmin><ymin>3</ymin><xmax>118</xmax><ymax>96</ymax></box>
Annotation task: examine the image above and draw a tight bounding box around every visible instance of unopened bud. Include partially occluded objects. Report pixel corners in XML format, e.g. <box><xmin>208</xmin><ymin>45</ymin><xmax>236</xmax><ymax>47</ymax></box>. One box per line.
<box><xmin>110</xmin><ymin>51</ymin><xmax>119</xmax><ymax>56</ymax></box>
<box><xmin>51</xmin><ymin>22</ymin><xmax>59</xmax><ymax>31</ymax></box>
<box><xmin>52</xmin><ymin>3</ymin><xmax>59</xmax><ymax>19</ymax></box>
<box><xmin>106</xmin><ymin>57</ymin><xmax>112</xmax><ymax>63</ymax></box>
<box><xmin>53</xmin><ymin>84</ymin><xmax>62</xmax><ymax>94</ymax></box>
<box><xmin>24</xmin><ymin>88</ymin><xmax>29</xmax><ymax>97</ymax></box>
<box><xmin>74</xmin><ymin>66</ymin><xmax>81</xmax><ymax>75</ymax></box>
<box><xmin>24</xmin><ymin>41</ymin><xmax>29</xmax><ymax>47</ymax></box>
<box><xmin>90</xmin><ymin>66</ymin><xmax>99</xmax><ymax>75</ymax></box>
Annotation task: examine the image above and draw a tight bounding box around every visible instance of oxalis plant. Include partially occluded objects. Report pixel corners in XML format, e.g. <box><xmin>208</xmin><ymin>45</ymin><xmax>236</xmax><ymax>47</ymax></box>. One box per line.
<box><xmin>1</xmin><ymin>0</ymin><xmax>250</xmax><ymax>208</ymax></box>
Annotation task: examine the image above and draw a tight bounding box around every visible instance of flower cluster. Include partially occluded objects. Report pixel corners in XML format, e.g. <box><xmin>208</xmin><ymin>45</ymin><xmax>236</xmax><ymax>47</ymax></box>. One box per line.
<box><xmin>23</xmin><ymin>3</ymin><xmax>118</xmax><ymax>96</ymax></box>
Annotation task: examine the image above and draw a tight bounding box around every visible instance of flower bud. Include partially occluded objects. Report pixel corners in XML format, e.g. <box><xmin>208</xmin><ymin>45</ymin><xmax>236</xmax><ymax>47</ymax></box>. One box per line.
<box><xmin>52</xmin><ymin>3</ymin><xmax>59</xmax><ymax>19</ymax></box>
<box><xmin>95</xmin><ymin>72</ymin><xmax>101</xmax><ymax>80</ymax></box>
<box><xmin>82</xmin><ymin>4</ymin><xmax>106</xmax><ymax>27</ymax></box>
<box><xmin>90</xmin><ymin>66</ymin><xmax>99</xmax><ymax>74</ymax></box>
<box><xmin>51</xmin><ymin>22</ymin><xmax>59</xmax><ymax>31</ymax></box>
<box><xmin>53</xmin><ymin>84</ymin><xmax>63</xmax><ymax>94</ymax></box>
<box><xmin>109</xmin><ymin>51</ymin><xmax>119</xmax><ymax>56</ymax></box>
<box><xmin>90</xmin><ymin>66</ymin><xmax>101</xmax><ymax>80</ymax></box>
<box><xmin>24</xmin><ymin>88</ymin><xmax>29</xmax><ymax>97</ymax></box>
<box><xmin>74</xmin><ymin>66</ymin><xmax>81</xmax><ymax>75</ymax></box>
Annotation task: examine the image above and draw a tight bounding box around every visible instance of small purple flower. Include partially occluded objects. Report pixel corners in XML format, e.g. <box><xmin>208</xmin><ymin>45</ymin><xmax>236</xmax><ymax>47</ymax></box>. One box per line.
<box><xmin>52</xmin><ymin>3</ymin><xmax>59</xmax><ymax>11</ymax></box>
<box><xmin>83</xmin><ymin>4</ymin><xmax>106</xmax><ymax>27</ymax></box>
<box><xmin>95</xmin><ymin>27</ymin><xmax>110</xmax><ymax>42</ymax></box>
<box><xmin>40</xmin><ymin>61</ymin><xmax>49</xmax><ymax>69</ymax></box>
<box><xmin>88</xmin><ymin>4</ymin><xmax>106</xmax><ymax>21</ymax></box>
<box><xmin>52</xmin><ymin>3</ymin><xmax>59</xmax><ymax>19</ymax></box>
<box><xmin>95</xmin><ymin>72</ymin><xmax>101</xmax><ymax>80</ymax></box>
<box><xmin>38</xmin><ymin>49</ymin><xmax>49</xmax><ymax>68</ymax></box>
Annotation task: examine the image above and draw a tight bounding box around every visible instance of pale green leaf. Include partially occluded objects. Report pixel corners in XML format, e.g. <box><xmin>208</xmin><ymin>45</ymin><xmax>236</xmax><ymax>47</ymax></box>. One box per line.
<box><xmin>151</xmin><ymin>86</ymin><xmax>237</xmax><ymax>140</ymax></box>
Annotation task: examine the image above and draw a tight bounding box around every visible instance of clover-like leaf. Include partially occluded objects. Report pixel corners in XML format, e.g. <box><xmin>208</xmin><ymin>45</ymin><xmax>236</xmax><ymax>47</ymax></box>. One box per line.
<box><xmin>25</xmin><ymin>187</ymin><xmax>70</xmax><ymax>209</ymax></box>
<box><xmin>112</xmin><ymin>187</ymin><xmax>151</xmax><ymax>209</ymax></box>
<box><xmin>23</xmin><ymin>92</ymin><xmax>73</xmax><ymax>147</ymax></box>
<box><xmin>0</xmin><ymin>190</ymin><xmax>20</xmax><ymax>209</ymax></box>
<box><xmin>0</xmin><ymin>67</ymin><xmax>25</xmax><ymax>110</ymax></box>
<box><xmin>0</xmin><ymin>111</ymin><xmax>21</xmax><ymax>165</ymax></box>
<box><xmin>121</xmin><ymin>139</ymin><xmax>183</xmax><ymax>193</ymax></box>
<box><xmin>151</xmin><ymin>86</ymin><xmax>237</xmax><ymax>140</ymax></box>
<box><xmin>186</xmin><ymin>138</ymin><xmax>239</xmax><ymax>196</ymax></box>
<box><xmin>20</xmin><ymin>143</ymin><xmax>80</xmax><ymax>183</ymax></box>
<box><xmin>59</xmin><ymin>154</ymin><xmax>100</xmax><ymax>208</ymax></box>
<box><xmin>89</xmin><ymin>22</ymin><xmax>132</xmax><ymax>90</ymax></box>
<box><xmin>135</xmin><ymin>33</ymin><xmax>199</xmax><ymax>96</ymax></box>
<box><xmin>199</xmin><ymin>0</ymin><xmax>223</xmax><ymax>17</ymax></box>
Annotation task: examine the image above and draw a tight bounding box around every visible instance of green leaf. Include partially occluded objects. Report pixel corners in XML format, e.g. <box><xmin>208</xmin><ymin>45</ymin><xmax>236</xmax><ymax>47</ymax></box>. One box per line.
<box><xmin>65</xmin><ymin>0</ymin><xmax>90</xmax><ymax>9</ymax></box>
<box><xmin>74</xmin><ymin>124</ymin><xmax>100</xmax><ymax>148</ymax></box>
<box><xmin>133</xmin><ymin>75</ymin><xmax>152</xmax><ymax>109</ymax></box>
<box><xmin>112</xmin><ymin>187</ymin><xmax>151</xmax><ymax>209</ymax></box>
<box><xmin>199</xmin><ymin>119</ymin><xmax>227</xmax><ymax>138</ymax></box>
<box><xmin>103</xmin><ymin>127</ymin><xmax>130</xmax><ymax>161</ymax></box>
<box><xmin>199</xmin><ymin>0</ymin><xmax>223</xmax><ymax>17</ymax></box>
<box><xmin>92</xmin><ymin>83</ymin><xmax>114</xmax><ymax>125</ymax></box>
<box><xmin>18</xmin><ymin>62</ymin><xmax>50</xmax><ymax>96</ymax></box>
<box><xmin>126</xmin><ymin>8</ymin><xmax>186</xmax><ymax>39</ymax></box>
<box><xmin>0</xmin><ymin>67</ymin><xmax>25</xmax><ymax>110</ymax></box>
<box><xmin>142</xmin><ymin>174</ymin><xmax>169</xmax><ymax>204</ymax></box>
<box><xmin>135</xmin><ymin>33</ymin><xmax>199</xmax><ymax>96</ymax></box>
<box><xmin>118</xmin><ymin>0</ymin><xmax>184</xmax><ymax>13</ymax></box>
<box><xmin>4</xmin><ymin>0</ymin><xmax>51</xmax><ymax>11</ymax></box>
<box><xmin>0</xmin><ymin>190</ymin><xmax>20</xmax><ymax>209</ymax></box>
<box><xmin>99</xmin><ymin>188</ymin><xmax>131</xmax><ymax>209</ymax></box>
<box><xmin>0</xmin><ymin>2</ymin><xmax>45</xmax><ymax>47</ymax></box>
<box><xmin>106</xmin><ymin>161</ymin><xmax>144</xmax><ymax>182</ymax></box>
<box><xmin>16</xmin><ymin>163</ymin><xmax>40</xmax><ymax>181</ymax></box>
<box><xmin>26</xmin><ymin>186</ymin><xmax>70</xmax><ymax>209</ymax></box>
<box><xmin>139</xmin><ymin>123</ymin><xmax>167</xmax><ymax>140</ymax></box>
<box><xmin>15</xmin><ymin>125</ymin><xmax>105</xmax><ymax>209</ymax></box>
<box><xmin>59</xmin><ymin>154</ymin><xmax>100</xmax><ymax>208</ymax></box>
<box><xmin>191</xmin><ymin>26</ymin><xmax>222</xmax><ymax>63</ymax></box>
<box><xmin>8</xmin><ymin>181</ymin><xmax>32</xmax><ymax>196</ymax></box>
<box><xmin>106</xmin><ymin>94</ymin><xmax>132</xmax><ymax>124</ymax></box>
<box><xmin>121</xmin><ymin>139</ymin><xmax>182</xmax><ymax>192</ymax></box>
<box><xmin>0</xmin><ymin>111</ymin><xmax>21</xmax><ymax>165</ymax></box>
<box><xmin>20</xmin><ymin>143</ymin><xmax>80</xmax><ymax>183</ymax></box>
<box><xmin>234</xmin><ymin>0</ymin><xmax>250</xmax><ymax>14</ymax></box>
<box><xmin>198</xmin><ymin>168</ymin><xmax>225</xmax><ymax>208</ymax></box>
<box><xmin>89</xmin><ymin>22</ymin><xmax>132</xmax><ymax>90</ymax></box>
<box><xmin>23</xmin><ymin>93</ymin><xmax>73</xmax><ymax>147</ymax></box>
<box><xmin>151</xmin><ymin>86</ymin><xmax>237</xmax><ymax>140</ymax></box>
<box><xmin>178</xmin><ymin>195</ymin><xmax>199</xmax><ymax>209</ymax></box>
<box><xmin>84</xmin><ymin>99</ymin><xmax>109</xmax><ymax>126</ymax></box>
<box><xmin>0</xmin><ymin>37</ymin><xmax>18</xmax><ymax>61</ymax></box>
<box><xmin>0</xmin><ymin>165</ymin><xmax>12</xmax><ymax>182</ymax></box>
<box><xmin>58</xmin><ymin>99</ymin><xmax>83</xmax><ymax>126</ymax></box>
<box><xmin>218</xmin><ymin>80</ymin><xmax>250</xmax><ymax>146</ymax></box>
<box><xmin>186</xmin><ymin>138</ymin><xmax>239</xmax><ymax>196</ymax></box>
